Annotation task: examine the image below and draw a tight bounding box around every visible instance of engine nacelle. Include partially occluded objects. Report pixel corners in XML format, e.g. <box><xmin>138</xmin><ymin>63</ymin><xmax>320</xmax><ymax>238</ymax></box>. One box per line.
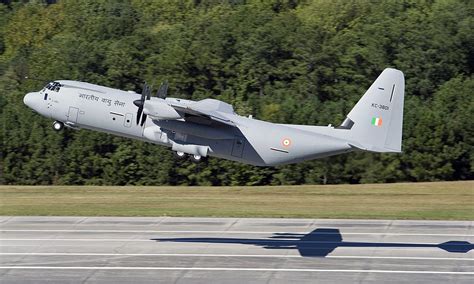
<box><xmin>143</xmin><ymin>99</ymin><xmax>182</xmax><ymax>120</ymax></box>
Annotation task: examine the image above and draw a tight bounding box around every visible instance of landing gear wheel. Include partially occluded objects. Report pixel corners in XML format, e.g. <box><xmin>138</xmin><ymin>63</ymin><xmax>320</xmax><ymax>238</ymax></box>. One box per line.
<box><xmin>174</xmin><ymin>151</ymin><xmax>187</xmax><ymax>159</ymax></box>
<box><xmin>52</xmin><ymin>121</ymin><xmax>64</xmax><ymax>131</ymax></box>
<box><xmin>190</xmin><ymin>155</ymin><xmax>203</xmax><ymax>163</ymax></box>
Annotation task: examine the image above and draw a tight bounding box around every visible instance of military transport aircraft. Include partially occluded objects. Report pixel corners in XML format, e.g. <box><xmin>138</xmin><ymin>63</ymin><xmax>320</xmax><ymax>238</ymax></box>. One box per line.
<box><xmin>23</xmin><ymin>68</ymin><xmax>404</xmax><ymax>166</ymax></box>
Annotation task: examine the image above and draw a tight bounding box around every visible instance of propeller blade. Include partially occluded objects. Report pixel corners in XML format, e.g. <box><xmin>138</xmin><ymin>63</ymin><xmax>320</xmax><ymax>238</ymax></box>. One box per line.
<box><xmin>140</xmin><ymin>113</ymin><xmax>147</xmax><ymax>127</ymax></box>
<box><xmin>157</xmin><ymin>81</ymin><xmax>168</xmax><ymax>98</ymax></box>
<box><xmin>136</xmin><ymin>105</ymin><xmax>143</xmax><ymax>124</ymax></box>
<box><xmin>146</xmin><ymin>85</ymin><xmax>152</xmax><ymax>100</ymax></box>
<box><xmin>134</xmin><ymin>82</ymin><xmax>149</xmax><ymax>125</ymax></box>
<box><xmin>133</xmin><ymin>98</ymin><xmax>143</xmax><ymax>123</ymax></box>
<box><xmin>132</xmin><ymin>82</ymin><xmax>153</xmax><ymax>127</ymax></box>
<box><xmin>141</xmin><ymin>83</ymin><xmax>147</xmax><ymax>100</ymax></box>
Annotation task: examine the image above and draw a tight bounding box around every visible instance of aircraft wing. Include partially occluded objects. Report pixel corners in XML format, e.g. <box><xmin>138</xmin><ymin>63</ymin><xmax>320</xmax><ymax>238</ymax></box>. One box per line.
<box><xmin>167</xmin><ymin>98</ymin><xmax>237</xmax><ymax>126</ymax></box>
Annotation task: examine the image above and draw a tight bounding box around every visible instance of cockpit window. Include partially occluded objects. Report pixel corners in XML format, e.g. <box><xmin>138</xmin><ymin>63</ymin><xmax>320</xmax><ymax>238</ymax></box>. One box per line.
<box><xmin>44</xmin><ymin>81</ymin><xmax>62</xmax><ymax>92</ymax></box>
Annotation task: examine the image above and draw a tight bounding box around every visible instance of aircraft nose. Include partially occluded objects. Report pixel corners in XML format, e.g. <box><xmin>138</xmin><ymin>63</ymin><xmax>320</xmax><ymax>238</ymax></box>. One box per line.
<box><xmin>23</xmin><ymin>92</ymin><xmax>38</xmax><ymax>109</ymax></box>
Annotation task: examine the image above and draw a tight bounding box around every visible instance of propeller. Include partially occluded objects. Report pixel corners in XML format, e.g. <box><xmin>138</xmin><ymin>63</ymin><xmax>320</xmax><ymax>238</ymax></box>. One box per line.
<box><xmin>156</xmin><ymin>81</ymin><xmax>168</xmax><ymax>99</ymax></box>
<box><xmin>133</xmin><ymin>82</ymin><xmax>152</xmax><ymax>126</ymax></box>
<box><xmin>133</xmin><ymin>80</ymin><xmax>168</xmax><ymax>126</ymax></box>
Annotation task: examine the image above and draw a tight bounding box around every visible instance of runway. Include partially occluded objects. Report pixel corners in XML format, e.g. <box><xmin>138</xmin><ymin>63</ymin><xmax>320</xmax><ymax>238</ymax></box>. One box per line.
<box><xmin>0</xmin><ymin>217</ymin><xmax>473</xmax><ymax>283</ymax></box>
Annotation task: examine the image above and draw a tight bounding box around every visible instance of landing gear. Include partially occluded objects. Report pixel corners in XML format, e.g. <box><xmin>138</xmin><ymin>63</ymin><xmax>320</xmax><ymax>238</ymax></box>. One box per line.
<box><xmin>52</xmin><ymin>121</ymin><xmax>64</xmax><ymax>131</ymax></box>
<box><xmin>173</xmin><ymin>151</ymin><xmax>187</xmax><ymax>159</ymax></box>
<box><xmin>173</xmin><ymin>151</ymin><xmax>206</xmax><ymax>163</ymax></box>
<box><xmin>190</xmin><ymin>155</ymin><xmax>202</xmax><ymax>163</ymax></box>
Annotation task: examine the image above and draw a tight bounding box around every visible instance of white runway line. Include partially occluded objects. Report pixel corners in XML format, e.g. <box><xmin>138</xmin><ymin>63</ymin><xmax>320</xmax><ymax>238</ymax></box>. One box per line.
<box><xmin>1</xmin><ymin>229</ymin><xmax>473</xmax><ymax>237</ymax></box>
<box><xmin>0</xmin><ymin>252</ymin><xmax>472</xmax><ymax>261</ymax></box>
<box><xmin>0</xmin><ymin>266</ymin><xmax>472</xmax><ymax>274</ymax></box>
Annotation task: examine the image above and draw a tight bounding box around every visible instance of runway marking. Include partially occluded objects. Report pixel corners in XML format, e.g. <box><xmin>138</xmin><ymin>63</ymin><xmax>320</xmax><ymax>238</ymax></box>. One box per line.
<box><xmin>1</xmin><ymin>230</ymin><xmax>473</xmax><ymax>237</ymax></box>
<box><xmin>0</xmin><ymin>266</ymin><xmax>473</xmax><ymax>275</ymax></box>
<box><xmin>1</xmin><ymin>253</ymin><xmax>473</xmax><ymax>261</ymax></box>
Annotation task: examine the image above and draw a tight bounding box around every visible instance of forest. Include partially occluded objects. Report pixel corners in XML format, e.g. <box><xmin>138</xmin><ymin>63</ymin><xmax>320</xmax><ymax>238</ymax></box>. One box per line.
<box><xmin>0</xmin><ymin>0</ymin><xmax>472</xmax><ymax>185</ymax></box>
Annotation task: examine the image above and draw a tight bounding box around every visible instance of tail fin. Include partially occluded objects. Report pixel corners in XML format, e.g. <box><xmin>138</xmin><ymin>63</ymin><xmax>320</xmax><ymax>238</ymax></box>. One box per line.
<box><xmin>341</xmin><ymin>68</ymin><xmax>404</xmax><ymax>152</ymax></box>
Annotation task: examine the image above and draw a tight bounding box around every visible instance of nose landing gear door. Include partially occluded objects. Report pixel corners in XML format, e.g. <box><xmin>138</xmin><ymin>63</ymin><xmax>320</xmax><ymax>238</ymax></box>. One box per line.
<box><xmin>67</xmin><ymin>107</ymin><xmax>79</xmax><ymax>123</ymax></box>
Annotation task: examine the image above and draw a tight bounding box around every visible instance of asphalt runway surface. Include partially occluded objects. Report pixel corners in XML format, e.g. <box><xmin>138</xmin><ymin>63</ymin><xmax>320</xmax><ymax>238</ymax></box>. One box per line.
<box><xmin>0</xmin><ymin>217</ymin><xmax>473</xmax><ymax>283</ymax></box>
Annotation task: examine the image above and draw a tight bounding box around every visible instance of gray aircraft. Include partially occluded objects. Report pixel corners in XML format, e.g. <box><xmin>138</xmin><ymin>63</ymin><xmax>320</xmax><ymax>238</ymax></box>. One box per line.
<box><xmin>23</xmin><ymin>68</ymin><xmax>404</xmax><ymax>166</ymax></box>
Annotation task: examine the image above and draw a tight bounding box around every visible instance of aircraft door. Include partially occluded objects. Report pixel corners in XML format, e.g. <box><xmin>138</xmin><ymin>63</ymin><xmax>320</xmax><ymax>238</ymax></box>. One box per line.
<box><xmin>124</xmin><ymin>113</ymin><xmax>133</xmax><ymax>128</ymax></box>
<box><xmin>231</xmin><ymin>136</ymin><xmax>246</xmax><ymax>158</ymax></box>
<box><xmin>67</xmin><ymin>107</ymin><xmax>79</xmax><ymax>123</ymax></box>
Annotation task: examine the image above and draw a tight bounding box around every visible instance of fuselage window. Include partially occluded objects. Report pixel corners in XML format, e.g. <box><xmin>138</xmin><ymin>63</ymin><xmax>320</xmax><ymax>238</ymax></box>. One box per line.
<box><xmin>44</xmin><ymin>93</ymin><xmax>48</xmax><ymax>100</ymax></box>
<box><xmin>44</xmin><ymin>82</ymin><xmax>62</xmax><ymax>92</ymax></box>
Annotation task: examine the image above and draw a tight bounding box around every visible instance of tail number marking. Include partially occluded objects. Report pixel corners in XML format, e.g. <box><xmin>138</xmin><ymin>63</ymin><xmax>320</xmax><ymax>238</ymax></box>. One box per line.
<box><xmin>371</xmin><ymin>103</ymin><xmax>389</xmax><ymax>111</ymax></box>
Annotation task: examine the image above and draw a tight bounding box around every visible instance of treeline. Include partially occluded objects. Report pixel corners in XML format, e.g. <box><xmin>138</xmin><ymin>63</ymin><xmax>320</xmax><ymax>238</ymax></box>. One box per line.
<box><xmin>0</xmin><ymin>0</ymin><xmax>472</xmax><ymax>185</ymax></box>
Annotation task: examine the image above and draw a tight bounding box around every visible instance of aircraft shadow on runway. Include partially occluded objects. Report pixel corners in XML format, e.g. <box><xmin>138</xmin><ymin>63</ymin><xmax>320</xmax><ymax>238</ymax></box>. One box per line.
<box><xmin>152</xmin><ymin>228</ymin><xmax>473</xmax><ymax>257</ymax></box>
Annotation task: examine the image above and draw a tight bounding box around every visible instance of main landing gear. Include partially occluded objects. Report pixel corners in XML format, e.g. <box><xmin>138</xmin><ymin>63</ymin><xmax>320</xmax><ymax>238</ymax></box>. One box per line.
<box><xmin>173</xmin><ymin>151</ymin><xmax>205</xmax><ymax>163</ymax></box>
<box><xmin>52</xmin><ymin>121</ymin><xmax>64</xmax><ymax>131</ymax></box>
<box><xmin>174</xmin><ymin>151</ymin><xmax>187</xmax><ymax>159</ymax></box>
<box><xmin>190</xmin><ymin>154</ymin><xmax>203</xmax><ymax>163</ymax></box>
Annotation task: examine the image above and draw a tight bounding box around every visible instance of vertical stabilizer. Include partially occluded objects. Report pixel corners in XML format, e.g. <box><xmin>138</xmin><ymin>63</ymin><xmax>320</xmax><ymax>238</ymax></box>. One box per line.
<box><xmin>343</xmin><ymin>68</ymin><xmax>405</xmax><ymax>152</ymax></box>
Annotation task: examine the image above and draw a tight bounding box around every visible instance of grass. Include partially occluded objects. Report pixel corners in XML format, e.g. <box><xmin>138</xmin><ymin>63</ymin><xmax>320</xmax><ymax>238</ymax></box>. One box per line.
<box><xmin>0</xmin><ymin>181</ymin><xmax>472</xmax><ymax>220</ymax></box>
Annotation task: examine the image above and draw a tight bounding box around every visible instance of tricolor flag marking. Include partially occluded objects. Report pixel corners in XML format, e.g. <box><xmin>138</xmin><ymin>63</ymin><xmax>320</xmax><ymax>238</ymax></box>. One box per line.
<box><xmin>371</xmin><ymin>117</ymin><xmax>382</xmax><ymax>126</ymax></box>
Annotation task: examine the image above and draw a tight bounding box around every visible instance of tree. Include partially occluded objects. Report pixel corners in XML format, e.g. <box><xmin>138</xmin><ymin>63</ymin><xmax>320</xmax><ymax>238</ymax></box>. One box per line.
<box><xmin>0</xmin><ymin>0</ymin><xmax>472</xmax><ymax>185</ymax></box>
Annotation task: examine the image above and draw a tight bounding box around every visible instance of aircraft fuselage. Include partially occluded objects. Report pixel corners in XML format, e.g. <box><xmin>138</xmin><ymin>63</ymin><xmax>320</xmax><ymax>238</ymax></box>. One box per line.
<box><xmin>23</xmin><ymin>80</ymin><xmax>352</xmax><ymax>166</ymax></box>
<box><xmin>23</xmin><ymin>68</ymin><xmax>404</xmax><ymax>166</ymax></box>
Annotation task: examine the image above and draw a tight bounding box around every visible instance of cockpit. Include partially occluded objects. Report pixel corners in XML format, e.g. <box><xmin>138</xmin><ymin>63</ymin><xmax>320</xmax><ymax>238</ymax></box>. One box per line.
<box><xmin>43</xmin><ymin>81</ymin><xmax>62</xmax><ymax>92</ymax></box>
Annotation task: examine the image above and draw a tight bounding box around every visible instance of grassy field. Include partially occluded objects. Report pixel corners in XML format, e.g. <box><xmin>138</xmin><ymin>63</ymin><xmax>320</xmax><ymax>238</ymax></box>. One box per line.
<box><xmin>0</xmin><ymin>181</ymin><xmax>472</xmax><ymax>220</ymax></box>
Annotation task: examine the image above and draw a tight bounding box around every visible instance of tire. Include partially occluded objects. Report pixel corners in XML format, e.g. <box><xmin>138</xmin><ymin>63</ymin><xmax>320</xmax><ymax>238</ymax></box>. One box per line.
<box><xmin>190</xmin><ymin>155</ymin><xmax>203</xmax><ymax>163</ymax></box>
<box><xmin>52</xmin><ymin>121</ymin><xmax>64</xmax><ymax>131</ymax></box>
<box><xmin>174</xmin><ymin>151</ymin><xmax>187</xmax><ymax>159</ymax></box>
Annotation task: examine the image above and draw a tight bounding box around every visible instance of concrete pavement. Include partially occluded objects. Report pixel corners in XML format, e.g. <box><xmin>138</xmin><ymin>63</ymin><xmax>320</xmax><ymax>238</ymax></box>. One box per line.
<box><xmin>0</xmin><ymin>216</ymin><xmax>473</xmax><ymax>283</ymax></box>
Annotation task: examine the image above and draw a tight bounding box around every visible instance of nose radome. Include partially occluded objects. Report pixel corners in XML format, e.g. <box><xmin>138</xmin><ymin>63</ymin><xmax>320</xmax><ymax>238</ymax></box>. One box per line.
<box><xmin>23</xmin><ymin>92</ymin><xmax>37</xmax><ymax>109</ymax></box>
